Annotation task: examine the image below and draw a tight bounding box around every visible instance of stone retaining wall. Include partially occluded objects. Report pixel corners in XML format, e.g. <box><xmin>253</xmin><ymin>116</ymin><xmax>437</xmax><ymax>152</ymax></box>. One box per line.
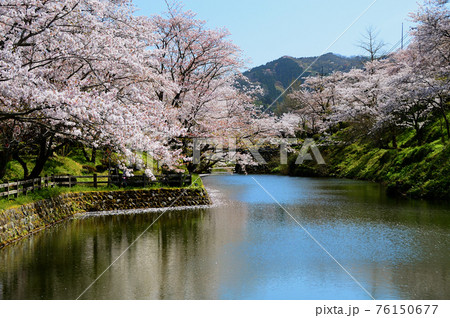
<box><xmin>0</xmin><ymin>188</ymin><xmax>210</xmax><ymax>248</ymax></box>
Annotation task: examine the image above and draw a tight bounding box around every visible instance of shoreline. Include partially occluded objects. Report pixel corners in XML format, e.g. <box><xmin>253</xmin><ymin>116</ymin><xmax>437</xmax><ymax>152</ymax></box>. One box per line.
<box><xmin>0</xmin><ymin>188</ymin><xmax>211</xmax><ymax>249</ymax></box>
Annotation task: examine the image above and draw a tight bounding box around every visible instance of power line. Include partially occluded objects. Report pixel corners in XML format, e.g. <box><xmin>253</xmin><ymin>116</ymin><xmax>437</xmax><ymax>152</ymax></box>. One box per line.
<box><xmin>384</xmin><ymin>33</ymin><xmax>410</xmax><ymax>56</ymax></box>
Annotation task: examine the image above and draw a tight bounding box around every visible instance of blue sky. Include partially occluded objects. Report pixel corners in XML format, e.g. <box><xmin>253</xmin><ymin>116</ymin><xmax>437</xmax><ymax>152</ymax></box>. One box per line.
<box><xmin>132</xmin><ymin>0</ymin><xmax>421</xmax><ymax>69</ymax></box>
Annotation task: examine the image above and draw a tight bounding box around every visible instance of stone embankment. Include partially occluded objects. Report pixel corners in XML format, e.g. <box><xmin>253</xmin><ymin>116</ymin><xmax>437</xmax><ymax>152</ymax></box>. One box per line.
<box><xmin>0</xmin><ymin>188</ymin><xmax>210</xmax><ymax>248</ymax></box>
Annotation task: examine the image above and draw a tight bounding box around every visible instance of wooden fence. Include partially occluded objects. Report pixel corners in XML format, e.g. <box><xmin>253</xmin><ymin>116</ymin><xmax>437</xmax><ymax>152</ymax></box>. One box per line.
<box><xmin>211</xmin><ymin>167</ymin><xmax>235</xmax><ymax>175</ymax></box>
<box><xmin>0</xmin><ymin>174</ymin><xmax>193</xmax><ymax>199</ymax></box>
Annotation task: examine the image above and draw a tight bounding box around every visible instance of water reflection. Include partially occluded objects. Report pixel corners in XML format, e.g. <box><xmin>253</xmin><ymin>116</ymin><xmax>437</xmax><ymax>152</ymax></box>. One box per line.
<box><xmin>0</xmin><ymin>175</ymin><xmax>449</xmax><ymax>300</ymax></box>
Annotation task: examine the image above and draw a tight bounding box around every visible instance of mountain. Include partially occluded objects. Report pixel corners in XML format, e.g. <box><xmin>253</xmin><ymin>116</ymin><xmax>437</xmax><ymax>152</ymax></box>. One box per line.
<box><xmin>243</xmin><ymin>53</ymin><xmax>367</xmax><ymax>106</ymax></box>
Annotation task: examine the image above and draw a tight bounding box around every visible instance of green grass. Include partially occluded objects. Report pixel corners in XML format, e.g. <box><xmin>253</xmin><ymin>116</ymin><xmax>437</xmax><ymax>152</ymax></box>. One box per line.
<box><xmin>285</xmin><ymin>117</ymin><xmax>450</xmax><ymax>200</ymax></box>
<box><xmin>1</xmin><ymin>148</ymin><xmax>109</xmax><ymax>183</ymax></box>
<box><xmin>43</xmin><ymin>155</ymin><xmax>85</xmax><ymax>176</ymax></box>
<box><xmin>191</xmin><ymin>174</ymin><xmax>204</xmax><ymax>189</ymax></box>
<box><xmin>0</xmin><ymin>187</ymin><xmax>67</xmax><ymax>211</ymax></box>
<box><xmin>324</xmin><ymin>140</ymin><xmax>449</xmax><ymax>199</ymax></box>
<box><xmin>3</xmin><ymin>161</ymin><xmax>24</xmax><ymax>182</ymax></box>
<box><xmin>1</xmin><ymin>143</ymin><xmax>208</xmax><ymax>211</ymax></box>
<box><xmin>0</xmin><ymin>174</ymin><xmax>205</xmax><ymax>212</ymax></box>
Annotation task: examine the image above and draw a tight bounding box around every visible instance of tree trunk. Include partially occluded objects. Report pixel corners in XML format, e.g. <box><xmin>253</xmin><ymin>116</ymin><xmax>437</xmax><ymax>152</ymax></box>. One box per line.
<box><xmin>0</xmin><ymin>148</ymin><xmax>12</xmax><ymax>180</ymax></box>
<box><xmin>436</xmin><ymin>97</ymin><xmax>449</xmax><ymax>142</ymax></box>
<box><xmin>186</xmin><ymin>162</ymin><xmax>196</xmax><ymax>174</ymax></box>
<box><xmin>416</xmin><ymin>128</ymin><xmax>423</xmax><ymax>146</ymax></box>
<box><xmin>13</xmin><ymin>152</ymin><xmax>29</xmax><ymax>179</ymax></box>
<box><xmin>91</xmin><ymin>147</ymin><xmax>97</xmax><ymax>163</ymax></box>
<box><xmin>442</xmin><ymin>111</ymin><xmax>450</xmax><ymax>141</ymax></box>
<box><xmin>82</xmin><ymin>147</ymin><xmax>91</xmax><ymax>162</ymax></box>
<box><xmin>413</xmin><ymin>119</ymin><xmax>423</xmax><ymax>146</ymax></box>
<box><xmin>29</xmin><ymin>138</ymin><xmax>52</xmax><ymax>179</ymax></box>
<box><xmin>392</xmin><ymin>134</ymin><xmax>398</xmax><ymax>149</ymax></box>
<box><xmin>28</xmin><ymin>135</ymin><xmax>67</xmax><ymax>179</ymax></box>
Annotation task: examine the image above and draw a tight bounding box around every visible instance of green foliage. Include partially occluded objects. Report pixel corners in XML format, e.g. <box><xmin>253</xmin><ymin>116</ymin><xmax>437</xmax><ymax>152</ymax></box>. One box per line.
<box><xmin>1</xmin><ymin>147</ymin><xmax>112</xmax><ymax>182</ymax></box>
<box><xmin>191</xmin><ymin>174</ymin><xmax>204</xmax><ymax>189</ymax></box>
<box><xmin>3</xmin><ymin>161</ymin><xmax>24</xmax><ymax>181</ymax></box>
<box><xmin>43</xmin><ymin>156</ymin><xmax>84</xmax><ymax>176</ymax></box>
<box><xmin>1</xmin><ymin>144</ymin><xmax>206</xmax><ymax>210</ymax></box>
<box><xmin>284</xmin><ymin>118</ymin><xmax>450</xmax><ymax>200</ymax></box>
<box><xmin>244</xmin><ymin>53</ymin><xmax>367</xmax><ymax>108</ymax></box>
<box><xmin>0</xmin><ymin>187</ymin><xmax>65</xmax><ymax>211</ymax></box>
<box><xmin>0</xmin><ymin>174</ymin><xmax>206</xmax><ymax>212</ymax></box>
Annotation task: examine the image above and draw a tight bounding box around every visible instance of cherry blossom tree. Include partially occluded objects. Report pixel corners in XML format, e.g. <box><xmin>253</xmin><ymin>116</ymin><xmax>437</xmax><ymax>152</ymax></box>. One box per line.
<box><xmin>410</xmin><ymin>0</ymin><xmax>450</xmax><ymax>139</ymax></box>
<box><xmin>288</xmin><ymin>72</ymin><xmax>342</xmax><ymax>136</ymax></box>
<box><xmin>149</xmin><ymin>2</ymin><xmax>300</xmax><ymax>172</ymax></box>
<box><xmin>375</xmin><ymin>52</ymin><xmax>436</xmax><ymax>146</ymax></box>
<box><xmin>374</xmin><ymin>0</ymin><xmax>449</xmax><ymax>145</ymax></box>
<box><xmin>0</xmin><ymin>0</ymin><xmax>177</xmax><ymax>179</ymax></box>
<box><xmin>0</xmin><ymin>0</ymin><xmax>316</xmax><ymax>179</ymax></box>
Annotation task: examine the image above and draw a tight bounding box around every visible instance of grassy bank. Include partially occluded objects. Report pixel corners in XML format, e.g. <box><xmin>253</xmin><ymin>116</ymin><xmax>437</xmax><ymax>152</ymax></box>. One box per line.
<box><xmin>1</xmin><ymin>145</ymin><xmax>203</xmax><ymax>211</ymax></box>
<box><xmin>284</xmin><ymin>121</ymin><xmax>450</xmax><ymax>200</ymax></box>
<box><xmin>0</xmin><ymin>179</ymin><xmax>202</xmax><ymax>212</ymax></box>
<box><xmin>2</xmin><ymin>148</ymin><xmax>106</xmax><ymax>183</ymax></box>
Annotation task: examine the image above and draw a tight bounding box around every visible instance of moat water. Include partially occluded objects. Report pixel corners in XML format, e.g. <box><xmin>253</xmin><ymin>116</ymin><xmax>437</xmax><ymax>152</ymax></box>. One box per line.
<box><xmin>1</xmin><ymin>175</ymin><xmax>449</xmax><ymax>300</ymax></box>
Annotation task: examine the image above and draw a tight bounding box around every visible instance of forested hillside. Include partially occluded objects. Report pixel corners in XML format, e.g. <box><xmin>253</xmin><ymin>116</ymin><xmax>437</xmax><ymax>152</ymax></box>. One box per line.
<box><xmin>243</xmin><ymin>53</ymin><xmax>367</xmax><ymax>107</ymax></box>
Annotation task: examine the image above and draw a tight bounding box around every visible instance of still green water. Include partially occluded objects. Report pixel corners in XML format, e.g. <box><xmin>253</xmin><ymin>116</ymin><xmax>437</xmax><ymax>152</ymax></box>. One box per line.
<box><xmin>0</xmin><ymin>175</ymin><xmax>449</xmax><ymax>300</ymax></box>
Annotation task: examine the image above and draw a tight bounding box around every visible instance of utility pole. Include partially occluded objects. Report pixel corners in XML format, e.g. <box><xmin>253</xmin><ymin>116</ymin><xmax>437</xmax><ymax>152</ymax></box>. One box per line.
<box><xmin>401</xmin><ymin>23</ymin><xmax>404</xmax><ymax>50</ymax></box>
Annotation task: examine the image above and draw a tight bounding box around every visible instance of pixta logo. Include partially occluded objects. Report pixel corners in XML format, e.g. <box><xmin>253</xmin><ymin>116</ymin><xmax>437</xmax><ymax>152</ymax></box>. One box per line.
<box><xmin>192</xmin><ymin>138</ymin><xmax>325</xmax><ymax>166</ymax></box>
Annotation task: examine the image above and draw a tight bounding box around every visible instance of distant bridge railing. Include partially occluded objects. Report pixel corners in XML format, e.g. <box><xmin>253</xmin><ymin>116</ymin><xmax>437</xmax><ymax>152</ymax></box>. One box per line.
<box><xmin>210</xmin><ymin>167</ymin><xmax>235</xmax><ymax>175</ymax></box>
<box><xmin>0</xmin><ymin>174</ymin><xmax>192</xmax><ymax>199</ymax></box>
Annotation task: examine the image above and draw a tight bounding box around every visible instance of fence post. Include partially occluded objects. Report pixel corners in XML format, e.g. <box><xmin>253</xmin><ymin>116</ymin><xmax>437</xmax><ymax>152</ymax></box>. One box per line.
<box><xmin>93</xmin><ymin>174</ymin><xmax>98</xmax><ymax>188</ymax></box>
<box><xmin>6</xmin><ymin>180</ymin><xmax>10</xmax><ymax>200</ymax></box>
<box><xmin>51</xmin><ymin>174</ymin><xmax>55</xmax><ymax>188</ymax></box>
<box><xmin>68</xmin><ymin>175</ymin><xmax>72</xmax><ymax>188</ymax></box>
<box><xmin>14</xmin><ymin>180</ymin><xmax>19</xmax><ymax>198</ymax></box>
<box><xmin>38</xmin><ymin>177</ymin><xmax>42</xmax><ymax>190</ymax></box>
